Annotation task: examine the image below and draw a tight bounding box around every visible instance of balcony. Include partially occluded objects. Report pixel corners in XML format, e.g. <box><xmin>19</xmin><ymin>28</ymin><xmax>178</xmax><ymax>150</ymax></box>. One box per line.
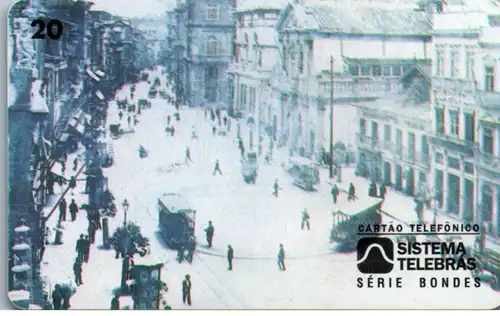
<box><xmin>429</xmin><ymin>133</ymin><xmax>475</xmax><ymax>156</ymax></box>
<box><xmin>475</xmin><ymin>148</ymin><xmax>500</xmax><ymax>170</ymax></box>
<box><xmin>357</xmin><ymin>133</ymin><xmax>381</xmax><ymax>152</ymax></box>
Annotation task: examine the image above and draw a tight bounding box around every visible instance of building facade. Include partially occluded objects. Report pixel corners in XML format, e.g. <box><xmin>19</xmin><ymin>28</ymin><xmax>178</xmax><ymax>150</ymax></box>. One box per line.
<box><xmin>271</xmin><ymin>0</ymin><xmax>432</xmax><ymax>161</ymax></box>
<box><xmin>166</xmin><ymin>0</ymin><xmax>236</xmax><ymax>108</ymax></box>
<box><xmin>430</xmin><ymin>0</ymin><xmax>500</xmax><ymax>235</ymax></box>
<box><xmin>356</xmin><ymin>65</ymin><xmax>432</xmax><ymax>196</ymax></box>
<box><xmin>229</xmin><ymin>0</ymin><xmax>287</xmax><ymax>148</ymax></box>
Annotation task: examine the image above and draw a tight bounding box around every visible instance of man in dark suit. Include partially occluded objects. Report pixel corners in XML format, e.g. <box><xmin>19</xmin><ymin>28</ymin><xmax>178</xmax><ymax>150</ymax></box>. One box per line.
<box><xmin>182</xmin><ymin>274</ymin><xmax>192</xmax><ymax>306</ymax></box>
<box><xmin>227</xmin><ymin>245</ymin><xmax>234</xmax><ymax>271</ymax></box>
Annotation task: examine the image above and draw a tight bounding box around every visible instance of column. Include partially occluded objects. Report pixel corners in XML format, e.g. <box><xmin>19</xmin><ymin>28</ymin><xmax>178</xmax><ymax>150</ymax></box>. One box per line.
<box><xmin>256</xmin><ymin>84</ymin><xmax>261</xmax><ymax>141</ymax></box>
<box><xmin>442</xmin><ymin>151</ymin><xmax>449</xmax><ymax>213</ymax></box>
<box><xmin>493</xmin><ymin>185</ymin><xmax>499</xmax><ymax>236</ymax></box>
<box><xmin>315</xmin><ymin>97</ymin><xmax>325</xmax><ymax>163</ymax></box>
<box><xmin>459</xmin><ymin>155</ymin><xmax>466</xmax><ymax>219</ymax></box>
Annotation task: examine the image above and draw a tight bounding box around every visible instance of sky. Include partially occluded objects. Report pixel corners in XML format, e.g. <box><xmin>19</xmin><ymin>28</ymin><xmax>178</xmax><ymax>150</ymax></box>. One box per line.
<box><xmin>90</xmin><ymin>0</ymin><xmax>176</xmax><ymax>18</ymax></box>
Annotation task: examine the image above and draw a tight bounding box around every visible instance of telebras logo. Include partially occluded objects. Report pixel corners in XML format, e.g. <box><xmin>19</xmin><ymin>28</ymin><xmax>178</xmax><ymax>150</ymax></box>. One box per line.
<box><xmin>356</xmin><ymin>237</ymin><xmax>394</xmax><ymax>274</ymax></box>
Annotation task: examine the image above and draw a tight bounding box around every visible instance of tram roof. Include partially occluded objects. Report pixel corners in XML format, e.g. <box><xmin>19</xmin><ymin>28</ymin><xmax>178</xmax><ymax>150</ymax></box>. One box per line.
<box><xmin>333</xmin><ymin>197</ymin><xmax>383</xmax><ymax>217</ymax></box>
<box><xmin>158</xmin><ymin>193</ymin><xmax>194</xmax><ymax>213</ymax></box>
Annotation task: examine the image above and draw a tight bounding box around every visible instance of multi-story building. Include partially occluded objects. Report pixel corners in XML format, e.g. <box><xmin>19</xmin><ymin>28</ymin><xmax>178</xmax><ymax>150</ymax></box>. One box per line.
<box><xmin>430</xmin><ymin>0</ymin><xmax>500</xmax><ymax>235</ymax></box>
<box><xmin>229</xmin><ymin>0</ymin><xmax>288</xmax><ymax>147</ymax></box>
<box><xmin>8</xmin><ymin>0</ymin><xmax>93</xmax><ymax>304</ymax></box>
<box><xmin>355</xmin><ymin>64</ymin><xmax>432</xmax><ymax>196</ymax></box>
<box><xmin>165</xmin><ymin>3</ymin><xmax>188</xmax><ymax>105</ymax></box>
<box><xmin>271</xmin><ymin>0</ymin><xmax>432</xmax><ymax>161</ymax></box>
<box><xmin>183</xmin><ymin>0</ymin><xmax>236</xmax><ymax>108</ymax></box>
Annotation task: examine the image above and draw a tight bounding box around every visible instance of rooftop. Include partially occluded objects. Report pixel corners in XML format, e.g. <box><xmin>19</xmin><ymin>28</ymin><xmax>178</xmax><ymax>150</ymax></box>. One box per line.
<box><xmin>280</xmin><ymin>2</ymin><xmax>431</xmax><ymax>35</ymax></box>
<box><xmin>358</xmin><ymin>97</ymin><xmax>431</xmax><ymax>121</ymax></box>
<box><xmin>236</xmin><ymin>0</ymin><xmax>288</xmax><ymax>12</ymax></box>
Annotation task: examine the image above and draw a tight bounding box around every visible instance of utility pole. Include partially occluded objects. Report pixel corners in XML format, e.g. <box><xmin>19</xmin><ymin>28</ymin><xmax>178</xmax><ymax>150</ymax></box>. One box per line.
<box><xmin>329</xmin><ymin>56</ymin><xmax>334</xmax><ymax>179</ymax></box>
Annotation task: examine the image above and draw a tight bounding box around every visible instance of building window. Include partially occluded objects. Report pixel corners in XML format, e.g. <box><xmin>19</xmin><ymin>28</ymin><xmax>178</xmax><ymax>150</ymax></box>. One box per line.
<box><xmin>240</xmin><ymin>83</ymin><xmax>247</xmax><ymax>109</ymax></box>
<box><xmin>465</xmin><ymin>49</ymin><xmax>474</xmax><ymax>80</ymax></box>
<box><xmin>244</xmin><ymin>33</ymin><xmax>249</xmax><ymax>60</ymax></box>
<box><xmin>257</xmin><ymin>49</ymin><xmax>262</xmax><ymax>67</ymax></box>
<box><xmin>239</xmin><ymin>16</ymin><xmax>244</xmax><ymax>27</ymax></box>
<box><xmin>298</xmin><ymin>48</ymin><xmax>304</xmax><ymax>74</ymax></box>
<box><xmin>249</xmin><ymin>15</ymin><xmax>254</xmax><ymax>27</ymax></box>
<box><xmin>207</xmin><ymin>5</ymin><xmax>219</xmax><ymax>20</ymax></box>
<box><xmin>382</xmin><ymin>65</ymin><xmax>391</xmax><ymax>76</ymax></box>
<box><xmin>449</xmin><ymin>110</ymin><xmax>459</xmax><ymax>136</ymax></box>
<box><xmin>349</xmin><ymin>65</ymin><xmax>359</xmax><ymax>76</ymax></box>
<box><xmin>204</xmin><ymin>67</ymin><xmax>218</xmax><ymax>102</ymax></box>
<box><xmin>207</xmin><ymin>36</ymin><xmax>218</xmax><ymax>55</ymax></box>
<box><xmin>464</xmin><ymin>161</ymin><xmax>474</xmax><ymax>174</ymax></box>
<box><xmin>464</xmin><ymin>112</ymin><xmax>475</xmax><ymax>142</ymax></box>
<box><xmin>361</xmin><ymin>65</ymin><xmax>371</xmax><ymax>76</ymax></box>
<box><xmin>434</xmin><ymin>152</ymin><xmax>444</xmax><ymax>164</ymax></box>
<box><xmin>447</xmin><ymin>157</ymin><xmax>460</xmax><ymax>170</ymax></box>
<box><xmin>360</xmin><ymin>118</ymin><xmax>366</xmax><ymax>135</ymax></box>
<box><xmin>391</xmin><ymin>65</ymin><xmax>402</xmax><ymax>77</ymax></box>
<box><xmin>435</xmin><ymin>108</ymin><xmax>445</xmax><ymax>135</ymax></box>
<box><xmin>436</xmin><ymin>46</ymin><xmax>444</xmax><ymax>76</ymax></box>
<box><xmin>372</xmin><ymin>65</ymin><xmax>382</xmax><ymax>77</ymax></box>
<box><xmin>248</xmin><ymin>87</ymin><xmax>256</xmax><ymax>113</ymax></box>
<box><xmin>450</xmin><ymin>47</ymin><xmax>459</xmax><ymax>77</ymax></box>
<box><xmin>482</xmin><ymin>127</ymin><xmax>494</xmax><ymax>154</ymax></box>
<box><xmin>485</xmin><ymin>66</ymin><xmax>495</xmax><ymax>92</ymax></box>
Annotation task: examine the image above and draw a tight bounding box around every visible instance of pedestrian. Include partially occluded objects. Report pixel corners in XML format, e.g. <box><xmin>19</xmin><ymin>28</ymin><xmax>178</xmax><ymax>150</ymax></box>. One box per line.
<box><xmin>52</xmin><ymin>284</ymin><xmax>62</xmax><ymax>310</ymax></box>
<box><xmin>213</xmin><ymin>160</ymin><xmax>222</xmax><ymax>176</ymax></box>
<box><xmin>61</xmin><ymin>161</ymin><xmax>66</xmax><ymax>174</ymax></box>
<box><xmin>95</xmin><ymin>210</ymin><xmax>102</xmax><ymax>230</ymax></box>
<box><xmin>58</xmin><ymin>198</ymin><xmax>67</xmax><ymax>222</ymax></box>
<box><xmin>182</xmin><ymin>275</ymin><xmax>192</xmax><ymax>306</ymax></box>
<box><xmin>186</xmin><ymin>236</ymin><xmax>195</xmax><ymax>263</ymax></box>
<box><xmin>110</xmin><ymin>295</ymin><xmax>120</xmax><ymax>310</ymax></box>
<box><xmin>69</xmin><ymin>199</ymin><xmax>78</xmax><ymax>222</ymax></box>
<box><xmin>73</xmin><ymin>158</ymin><xmax>78</xmax><ymax>171</ymax></box>
<box><xmin>118</xmin><ymin>111</ymin><xmax>123</xmax><ymax>121</ymax></box>
<box><xmin>272</xmin><ymin>178</ymin><xmax>280</xmax><ymax>197</ymax></box>
<box><xmin>171</xmin><ymin>126</ymin><xmax>175</xmax><ymax>136</ymax></box>
<box><xmin>83</xmin><ymin>235</ymin><xmax>90</xmax><ymax>262</ymax></box>
<box><xmin>331</xmin><ymin>185</ymin><xmax>339</xmax><ymax>204</ymax></box>
<box><xmin>73</xmin><ymin>258</ymin><xmax>83</xmax><ymax>286</ymax></box>
<box><xmin>277</xmin><ymin>243</ymin><xmax>286</xmax><ymax>271</ymax></box>
<box><xmin>368</xmin><ymin>182</ymin><xmax>377</xmax><ymax>197</ymax></box>
<box><xmin>380</xmin><ymin>183</ymin><xmax>387</xmax><ymax>200</ymax></box>
<box><xmin>227</xmin><ymin>245</ymin><xmax>234</xmax><ymax>271</ymax></box>
<box><xmin>88</xmin><ymin>221</ymin><xmax>97</xmax><ymax>244</ymax></box>
<box><xmin>212</xmin><ymin>126</ymin><xmax>217</xmax><ymax>135</ymax></box>
<box><xmin>54</xmin><ymin>221</ymin><xmax>64</xmax><ymax>245</ymax></box>
<box><xmin>167</xmin><ymin>115</ymin><xmax>171</xmax><ymax>125</ymax></box>
<box><xmin>42</xmin><ymin>294</ymin><xmax>53</xmax><ymax>310</ymax></box>
<box><xmin>223</xmin><ymin>116</ymin><xmax>228</xmax><ymax>126</ymax></box>
<box><xmin>177</xmin><ymin>243</ymin><xmax>185</xmax><ymax>263</ymax></box>
<box><xmin>348</xmin><ymin>183</ymin><xmax>356</xmax><ymax>202</ymax></box>
<box><xmin>76</xmin><ymin>234</ymin><xmax>85</xmax><ymax>261</ymax></box>
<box><xmin>185</xmin><ymin>147</ymin><xmax>192</xmax><ymax>163</ymax></box>
<box><xmin>127</xmin><ymin>115</ymin><xmax>131</xmax><ymax>127</ymax></box>
<box><xmin>301</xmin><ymin>208</ymin><xmax>310</xmax><ymax>230</ymax></box>
<box><xmin>204</xmin><ymin>221</ymin><xmax>214</xmax><ymax>248</ymax></box>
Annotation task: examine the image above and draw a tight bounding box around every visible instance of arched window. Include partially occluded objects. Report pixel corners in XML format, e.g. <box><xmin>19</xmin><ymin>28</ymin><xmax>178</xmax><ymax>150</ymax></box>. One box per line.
<box><xmin>244</xmin><ymin>33</ymin><xmax>249</xmax><ymax>59</ymax></box>
<box><xmin>207</xmin><ymin>36</ymin><xmax>218</xmax><ymax>55</ymax></box>
<box><xmin>253</xmin><ymin>34</ymin><xmax>259</xmax><ymax>64</ymax></box>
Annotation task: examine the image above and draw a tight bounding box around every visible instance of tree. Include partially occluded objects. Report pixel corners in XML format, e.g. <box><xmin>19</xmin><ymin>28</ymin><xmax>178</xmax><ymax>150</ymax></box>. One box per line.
<box><xmin>110</xmin><ymin>222</ymin><xmax>150</xmax><ymax>258</ymax></box>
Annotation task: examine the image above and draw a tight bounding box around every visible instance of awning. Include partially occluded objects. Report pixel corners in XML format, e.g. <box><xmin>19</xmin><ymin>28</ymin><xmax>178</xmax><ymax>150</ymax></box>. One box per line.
<box><xmin>95</xmin><ymin>70</ymin><xmax>106</xmax><ymax>77</ymax></box>
<box><xmin>95</xmin><ymin>90</ymin><xmax>105</xmax><ymax>101</ymax></box>
<box><xmin>86</xmin><ymin>68</ymin><xmax>100</xmax><ymax>82</ymax></box>
<box><xmin>59</xmin><ymin>133</ymin><xmax>70</xmax><ymax>142</ymax></box>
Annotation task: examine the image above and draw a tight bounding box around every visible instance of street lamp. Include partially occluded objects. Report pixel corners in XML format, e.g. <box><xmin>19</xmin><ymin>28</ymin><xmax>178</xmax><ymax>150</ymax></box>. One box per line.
<box><xmin>121</xmin><ymin>199</ymin><xmax>130</xmax><ymax>293</ymax></box>
<box><xmin>122</xmin><ymin>199</ymin><xmax>130</xmax><ymax>227</ymax></box>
